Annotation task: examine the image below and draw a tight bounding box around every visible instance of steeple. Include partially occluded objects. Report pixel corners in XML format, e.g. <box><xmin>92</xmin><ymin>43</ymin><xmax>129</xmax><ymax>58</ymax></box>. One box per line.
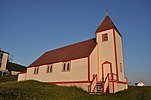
<box><xmin>95</xmin><ymin>16</ymin><xmax>121</xmax><ymax>36</ymax></box>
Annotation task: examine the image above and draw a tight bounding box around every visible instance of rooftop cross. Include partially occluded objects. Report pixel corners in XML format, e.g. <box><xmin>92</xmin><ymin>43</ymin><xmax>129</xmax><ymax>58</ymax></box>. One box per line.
<box><xmin>106</xmin><ymin>9</ymin><xmax>108</xmax><ymax>16</ymax></box>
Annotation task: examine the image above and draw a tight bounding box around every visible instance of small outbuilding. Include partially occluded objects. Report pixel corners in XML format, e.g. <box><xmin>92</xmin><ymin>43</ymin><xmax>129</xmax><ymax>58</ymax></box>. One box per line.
<box><xmin>135</xmin><ymin>81</ymin><xmax>145</xmax><ymax>86</ymax></box>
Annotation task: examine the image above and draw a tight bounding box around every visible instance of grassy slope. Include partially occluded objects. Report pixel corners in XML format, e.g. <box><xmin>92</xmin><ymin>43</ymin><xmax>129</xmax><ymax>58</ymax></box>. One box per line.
<box><xmin>0</xmin><ymin>75</ymin><xmax>17</xmax><ymax>83</ymax></box>
<box><xmin>0</xmin><ymin>79</ymin><xmax>151</xmax><ymax>100</ymax></box>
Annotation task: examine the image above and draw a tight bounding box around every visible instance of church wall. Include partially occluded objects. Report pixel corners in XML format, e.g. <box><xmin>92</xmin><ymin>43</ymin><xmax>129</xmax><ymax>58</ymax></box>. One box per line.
<box><xmin>114</xmin><ymin>82</ymin><xmax>128</xmax><ymax>93</ymax></box>
<box><xmin>114</xmin><ymin>29</ymin><xmax>125</xmax><ymax>82</ymax></box>
<box><xmin>26</xmin><ymin>57</ymin><xmax>88</xmax><ymax>83</ymax></box>
<box><xmin>89</xmin><ymin>45</ymin><xmax>98</xmax><ymax>81</ymax></box>
<box><xmin>18</xmin><ymin>73</ymin><xmax>26</xmax><ymax>81</ymax></box>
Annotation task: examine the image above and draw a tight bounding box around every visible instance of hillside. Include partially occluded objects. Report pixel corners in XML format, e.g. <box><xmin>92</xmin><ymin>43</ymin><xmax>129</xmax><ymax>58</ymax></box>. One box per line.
<box><xmin>0</xmin><ymin>79</ymin><xmax>151</xmax><ymax>100</ymax></box>
<box><xmin>0</xmin><ymin>75</ymin><xmax>17</xmax><ymax>83</ymax></box>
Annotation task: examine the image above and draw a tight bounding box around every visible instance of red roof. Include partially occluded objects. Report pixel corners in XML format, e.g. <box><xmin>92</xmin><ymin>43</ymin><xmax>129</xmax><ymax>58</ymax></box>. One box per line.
<box><xmin>28</xmin><ymin>38</ymin><xmax>97</xmax><ymax>67</ymax></box>
<box><xmin>95</xmin><ymin>16</ymin><xmax>121</xmax><ymax>36</ymax></box>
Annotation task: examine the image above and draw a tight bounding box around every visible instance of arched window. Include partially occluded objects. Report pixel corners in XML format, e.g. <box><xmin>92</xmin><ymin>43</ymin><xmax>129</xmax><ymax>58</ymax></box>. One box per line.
<box><xmin>34</xmin><ymin>67</ymin><xmax>39</xmax><ymax>74</ymax></box>
<box><xmin>62</xmin><ymin>61</ymin><xmax>70</xmax><ymax>72</ymax></box>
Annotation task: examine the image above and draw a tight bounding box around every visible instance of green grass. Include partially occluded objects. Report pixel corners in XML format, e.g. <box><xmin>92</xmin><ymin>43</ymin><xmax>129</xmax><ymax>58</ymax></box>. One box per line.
<box><xmin>0</xmin><ymin>79</ymin><xmax>151</xmax><ymax>100</ymax></box>
<box><xmin>0</xmin><ymin>75</ymin><xmax>17</xmax><ymax>83</ymax></box>
<box><xmin>0</xmin><ymin>76</ymin><xmax>150</xmax><ymax>100</ymax></box>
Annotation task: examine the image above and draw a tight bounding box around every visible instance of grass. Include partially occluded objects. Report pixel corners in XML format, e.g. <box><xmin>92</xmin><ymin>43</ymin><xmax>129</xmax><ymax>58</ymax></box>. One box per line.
<box><xmin>0</xmin><ymin>75</ymin><xmax>17</xmax><ymax>83</ymax></box>
<box><xmin>0</xmin><ymin>76</ymin><xmax>151</xmax><ymax>100</ymax></box>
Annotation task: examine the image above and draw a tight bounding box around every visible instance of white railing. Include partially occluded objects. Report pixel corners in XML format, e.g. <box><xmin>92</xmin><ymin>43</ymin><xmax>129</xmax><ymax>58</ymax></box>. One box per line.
<box><xmin>102</xmin><ymin>73</ymin><xmax>109</xmax><ymax>94</ymax></box>
<box><xmin>102</xmin><ymin>73</ymin><xmax>117</xmax><ymax>94</ymax></box>
<box><xmin>90</xmin><ymin>74</ymin><xmax>97</xmax><ymax>93</ymax></box>
<box><xmin>109</xmin><ymin>73</ymin><xmax>117</xmax><ymax>81</ymax></box>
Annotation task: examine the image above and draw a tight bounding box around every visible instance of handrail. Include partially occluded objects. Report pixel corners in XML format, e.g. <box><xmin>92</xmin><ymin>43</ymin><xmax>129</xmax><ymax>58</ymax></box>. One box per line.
<box><xmin>90</xmin><ymin>74</ymin><xmax>97</xmax><ymax>93</ymax></box>
<box><xmin>90</xmin><ymin>73</ymin><xmax>118</xmax><ymax>94</ymax></box>
<box><xmin>102</xmin><ymin>73</ymin><xmax>109</xmax><ymax>94</ymax></box>
<box><xmin>102</xmin><ymin>73</ymin><xmax>117</xmax><ymax>94</ymax></box>
<box><xmin>109</xmin><ymin>73</ymin><xmax>117</xmax><ymax>81</ymax></box>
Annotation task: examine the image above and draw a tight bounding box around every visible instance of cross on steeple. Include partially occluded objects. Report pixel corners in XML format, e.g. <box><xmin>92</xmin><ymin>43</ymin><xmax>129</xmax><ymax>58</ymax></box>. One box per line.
<box><xmin>106</xmin><ymin>9</ymin><xmax>108</xmax><ymax>16</ymax></box>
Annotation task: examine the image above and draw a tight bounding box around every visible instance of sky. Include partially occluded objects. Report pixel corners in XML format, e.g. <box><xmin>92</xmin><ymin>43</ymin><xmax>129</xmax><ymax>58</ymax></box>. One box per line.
<box><xmin>0</xmin><ymin>0</ymin><xmax>151</xmax><ymax>85</ymax></box>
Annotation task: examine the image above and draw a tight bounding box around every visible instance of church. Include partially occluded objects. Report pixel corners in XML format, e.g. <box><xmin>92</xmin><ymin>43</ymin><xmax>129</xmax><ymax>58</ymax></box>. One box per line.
<box><xmin>18</xmin><ymin>15</ymin><xmax>128</xmax><ymax>94</ymax></box>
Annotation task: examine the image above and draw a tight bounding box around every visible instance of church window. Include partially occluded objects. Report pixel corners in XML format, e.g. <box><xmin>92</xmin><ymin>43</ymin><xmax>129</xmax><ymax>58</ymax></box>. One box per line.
<box><xmin>47</xmin><ymin>65</ymin><xmax>53</xmax><ymax>73</ymax></box>
<box><xmin>102</xmin><ymin>33</ymin><xmax>108</xmax><ymax>42</ymax></box>
<box><xmin>62</xmin><ymin>61</ymin><xmax>70</xmax><ymax>72</ymax></box>
<box><xmin>34</xmin><ymin>67</ymin><xmax>39</xmax><ymax>74</ymax></box>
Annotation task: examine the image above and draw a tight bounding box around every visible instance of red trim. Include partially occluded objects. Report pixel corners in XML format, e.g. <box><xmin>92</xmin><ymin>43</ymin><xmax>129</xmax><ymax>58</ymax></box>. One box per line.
<box><xmin>95</xmin><ymin>24</ymin><xmax>122</xmax><ymax>37</ymax></box>
<box><xmin>112</xmin><ymin>81</ymin><xmax>114</xmax><ymax>93</ymax></box>
<box><xmin>19</xmin><ymin>72</ymin><xmax>26</xmax><ymax>74</ymax></box>
<box><xmin>88</xmin><ymin>57</ymin><xmax>90</xmax><ymax>81</ymax></box>
<box><xmin>49</xmin><ymin>80</ymin><xmax>90</xmax><ymax>84</ymax></box>
<box><xmin>113</xmin><ymin>29</ymin><xmax>119</xmax><ymax>81</ymax></box>
<box><xmin>96</xmin><ymin>28</ymin><xmax>113</xmax><ymax>34</ymax></box>
<box><xmin>117</xmin><ymin>81</ymin><xmax>127</xmax><ymax>84</ymax></box>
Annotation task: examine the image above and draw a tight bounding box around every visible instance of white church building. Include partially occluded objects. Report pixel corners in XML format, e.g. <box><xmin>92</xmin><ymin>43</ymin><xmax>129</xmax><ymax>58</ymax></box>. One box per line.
<box><xmin>18</xmin><ymin>15</ymin><xmax>128</xmax><ymax>94</ymax></box>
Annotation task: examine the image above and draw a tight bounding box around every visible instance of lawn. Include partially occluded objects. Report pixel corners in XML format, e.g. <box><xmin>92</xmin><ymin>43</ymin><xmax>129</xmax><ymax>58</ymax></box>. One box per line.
<box><xmin>0</xmin><ymin>76</ymin><xmax>151</xmax><ymax>100</ymax></box>
<box><xmin>0</xmin><ymin>75</ymin><xmax>17</xmax><ymax>83</ymax></box>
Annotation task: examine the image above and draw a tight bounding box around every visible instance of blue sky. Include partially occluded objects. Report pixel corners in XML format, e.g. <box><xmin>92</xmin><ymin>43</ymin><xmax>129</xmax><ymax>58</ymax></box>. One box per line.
<box><xmin>0</xmin><ymin>0</ymin><xmax>151</xmax><ymax>85</ymax></box>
